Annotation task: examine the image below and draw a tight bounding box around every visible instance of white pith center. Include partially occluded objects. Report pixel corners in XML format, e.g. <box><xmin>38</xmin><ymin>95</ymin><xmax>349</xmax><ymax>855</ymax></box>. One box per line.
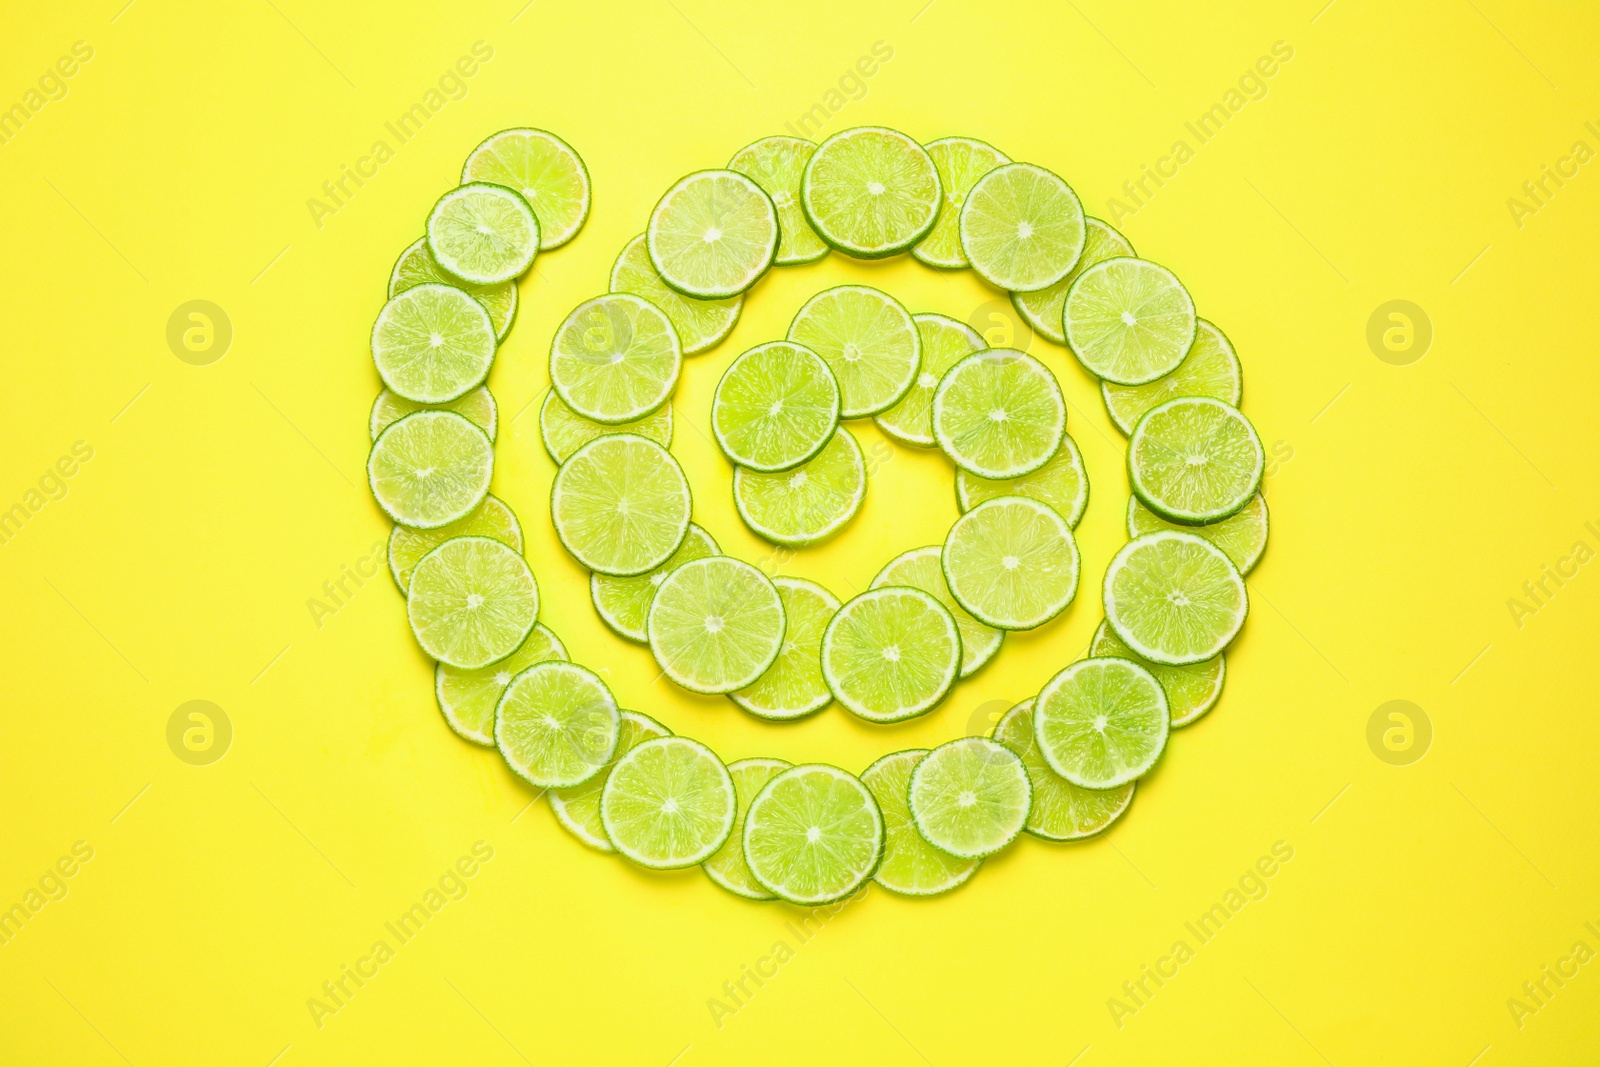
<box><xmin>1002</xmin><ymin>555</ymin><xmax>1020</xmax><ymax>570</ymax></box>
<box><xmin>466</xmin><ymin>593</ymin><xmax>484</xmax><ymax>609</ymax></box>
<box><xmin>663</xmin><ymin>798</ymin><xmax>680</xmax><ymax>814</ymax></box>
<box><xmin>867</xmin><ymin>181</ymin><xmax>885</xmax><ymax>195</ymax></box>
<box><xmin>1120</xmin><ymin>311</ymin><xmax>1137</xmax><ymax>327</ymax></box>
<box><xmin>429</xmin><ymin>333</ymin><xmax>444</xmax><ymax>348</ymax></box>
<box><xmin>1093</xmin><ymin>715</ymin><xmax>1108</xmax><ymax>732</ymax></box>
<box><xmin>523</xmin><ymin>186</ymin><xmax>538</xmax><ymax>199</ymax></box>
<box><xmin>988</xmin><ymin>409</ymin><xmax>1008</xmax><ymax>423</ymax></box>
<box><xmin>705</xmin><ymin>615</ymin><xmax>724</xmax><ymax>634</ymax></box>
<box><xmin>494</xmin><ymin>671</ymin><xmax>511</xmax><ymax>686</ymax></box>
<box><xmin>704</xmin><ymin>227</ymin><xmax>722</xmax><ymax>243</ymax></box>
<box><xmin>842</xmin><ymin>343</ymin><xmax>860</xmax><ymax>362</ymax></box>
<box><xmin>788</xmin><ymin>471</ymin><xmax>808</xmax><ymax>489</ymax></box>
<box><xmin>919</xmin><ymin>372</ymin><xmax>936</xmax><ymax>388</ymax></box>
<box><xmin>806</xmin><ymin>826</ymin><xmax>822</xmax><ymax>843</ymax></box>
<box><xmin>1017</xmin><ymin>221</ymin><xmax>1034</xmax><ymax>239</ymax></box>
<box><xmin>768</xmin><ymin>399</ymin><xmax>784</xmax><ymax>416</ymax></box>
<box><xmin>882</xmin><ymin>644</ymin><xmax>901</xmax><ymax>663</ymax></box>
<box><xmin>958</xmin><ymin>790</ymin><xmax>977</xmax><ymax>808</ymax></box>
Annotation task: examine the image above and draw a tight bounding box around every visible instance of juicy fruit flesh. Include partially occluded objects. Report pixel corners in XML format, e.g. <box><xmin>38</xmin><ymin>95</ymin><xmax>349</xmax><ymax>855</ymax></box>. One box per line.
<box><xmin>743</xmin><ymin>765</ymin><xmax>884</xmax><ymax>903</ymax></box>
<box><xmin>823</xmin><ymin>587</ymin><xmax>961</xmax><ymax>721</ymax></box>
<box><xmin>1105</xmin><ymin>532</ymin><xmax>1248</xmax><ymax>665</ymax></box>
<box><xmin>1129</xmin><ymin>398</ymin><xmax>1263</xmax><ymax>523</ymax></box>
<box><xmin>1034</xmin><ymin>658</ymin><xmax>1169</xmax><ymax>789</ymax></box>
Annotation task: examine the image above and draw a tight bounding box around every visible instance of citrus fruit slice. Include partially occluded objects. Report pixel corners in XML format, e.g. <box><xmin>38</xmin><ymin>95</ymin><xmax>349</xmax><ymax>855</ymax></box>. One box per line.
<box><xmin>1063</xmin><ymin>257</ymin><xmax>1196</xmax><ymax>385</ymax></box>
<box><xmin>875</xmin><ymin>314</ymin><xmax>984</xmax><ymax>447</ymax></box>
<box><xmin>787</xmin><ymin>285</ymin><xmax>920</xmax><ymax>418</ymax></box>
<box><xmin>549</xmin><ymin>710</ymin><xmax>672</xmax><ymax>852</ymax></box>
<box><xmin>1103</xmin><ymin>319</ymin><xmax>1242</xmax><ymax>435</ymax></box>
<box><xmin>730</xmin><ymin>577</ymin><xmax>840</xmax><ymax>721</ymax></box>
<box><xmin>1103</xmin><ymin>531</ymin><xmax>1248</xmax><ymax>665</ymax></box>
<box><xmin>435</xmin><ymin>623</ymin><xmax>566</xmax><ymax>746</ymax></box>
<box><xmin>1128</xmin><ymin>492</ymin><xmax>1268</xmax><ymax>576</ymax></box>
<box><xmin>1011</xmin><ymin>217</ymin><xmax>1133</xmax><ymax>345</ymax></box>
<box><xmin>912</xmin><ymin>136</ymin><xmax>1011</xmax><ymax>269</ymax></box>
<box><xmin>646</xmin><ymin>556</ymin><xmax>787</xmax><ymax>694</ymax></box>
<box><xmin>728</xmin><ymin>136</ymin><xmax>828</xmax><ymax>265</ymax></box>
<box><xmin>1090</xmin><ymin>619</ymin><xmax>1224</xmax><ymax>729</ymax></box>
<box><xmin>872</xmin><ymin>546</ymin><xmax>1003</xmax><ymax>679</ymax></box>
<box><xmin>590</xmin><ymin>523</ymin><xmax>719</xmax><ymax>643</ymax></box>
<box><xmin>862</xmin><ymin>750</ymin><xmax>981</xmax><ymax>895</ymax></box>
<box><xmin>743</xmin><ymin>764</ymin><xmax>884</xmax><ymax>904</ymax></box>
<box><xmin>609</xmin><ymin>233</ymin><xmax>741</xmax><ymax>356</ymax></box>
<box><xmin>538</xmin><ymin>388</ymin><xmax>672</xmax><ymax>464</ymax></box>
<box><xmin>367</xmin><ymin>410</ymin><xmax>493</xmax><ymax>529</ymax></box>
<box><xmin>932</xmin><ymin>349</ymin><xmax>1066</xmax><ymax>479</ymax></box>
<box><xmin>993</xmin><ymin>699</ymin><xmax>1135</xmax><ymax>840</ymax></box>
<box><xmin>712</xmin><ymin>341</ymin><xmax>840</xmax><ymax>472</ymax></box>
<box><xmin>371</xmin><ymin>284</ymin><xmax>496</xmax><ymax>404</ymax></box>
<box><xmin>550</xmin><ymin>434</ymin><xmax>691</xmax><ymax>576</ymax></box>
<box><xmin>370</xmin><ymin>385</ymin><xmax>497</xmax><ymax>443</ymax></box>
<box><xmin>600</xmin><ymin>737</ymin><xmax>736</xmax><ymax>869</ymax></box>
<box><xmin>955</xmin><ymin>434</ymin><xmax>1087</xmax><ymax>526</ymax></box>
<box><xmin>407</xmin><ymin>536</ymin><xmax>538</xmax><ymax>669</ymax></box>
<box><xmin>703</xmin><ymin>757</ymin><xmax>792</xmax><ymax>899</ymax></box>
<box><xmin>732</xmin><ymin>426</ymin><xmax>865</xmax><ymax>547</ymax></box>
<box><xmin>426</xmin><ymin>182</ymin><xmax>539</xmax><ymax>285</ymax></box>
<box><xmin>549</xmin><ymin>293</ymin><xmax>681</xmax><ymax>424</ymax></box>
<box><xmin>1128</xmin><ymin>397</ymin><xmax>1264</xmax><ymax>525</ymax></box>
<box><xmin>388</xmin><ymin>493</ymin><xmax>522</xmax><ymax>591</ymax></box>
<box><xmin>389</xmin><ymin>238</ymin><xmax>517</xmax><ymax>341</ymax></box>
<box><xmin>941</xmin><ymin>496</ymin><xmax>1080</xmax><ymax>630</ymax></box>
<box><xmin>461</xmin><ymin>128</ymin><xmax>590</xmax><ymax>248</ymax></box>
<box><xmin>1034</xmin><ymin>657</ymin><xmax>1169</xmax><ymax>789</ymax></box>
<box><xmin>495</xmin><ymin>661</ymin><xmax>620</xmax><ymax>789</ymax></box>
<box><xmin>908</xmin><ymin>738</ymin><xmax>1031</xmax><ymax>859</ymax></box>
<box><xmin>801</xmin><ymin>126</ymin><xmax>941</xmax><ymax>258</ymax></box>
<box><xmin>959</xmin><ymin>162</ymin><xmax>1085</xmax><ymax>292</ymax></box>
<box><xmin>821</xmin><ymin>586</ymin><xmax>961</xmax><ymax>723</ymax></box>
<box><xmin>647</xmin><ymin>170</ymin><xmax>778</xmax><ymax>298</ymax></box>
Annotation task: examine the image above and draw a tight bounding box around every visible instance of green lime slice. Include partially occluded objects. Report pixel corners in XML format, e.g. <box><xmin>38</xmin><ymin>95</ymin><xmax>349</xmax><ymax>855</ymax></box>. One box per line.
<box><xmin>993</xmin><ymin>699</ymin><xmax>1135</xmax><ymax>840</ymax></box>
<box><xmin>862</xmin><ymin>750</ymin><xmax>981</xmax><ymax>895</ymax></box>
<box><xmin>1103</xmin><ymin>319</ymin><xmax>1242</xmax><ymax>435</ymax></box>
<box><xmin>1104</xmin><ymin>531</ymin><xmax>1248</xmax><ymax>665</ymax></box>
<box><xmin>549</xmin><ymin>294</ymin><xmax>682</xmax><ymax>424</ymax></box>
<box><xmin>787</xmin><ymin>285</ymin><xmax>920</xmax><ymax>418</ymax></box>
<box><xmin>932</xmin><ymin>349</ymin><xmax>1065</xmax><ymax>479</ymax></box>
<box><xmin>875</xmin><ymin>314</ymin><xmax>984</xmax><ymax>447</ymax></box>
<box><xmin>538</xmin><ymin>388</ymin><xmax>673</xmax><ymax>465</ymax></box>
<box><xmin>743</xmin><ymin>764</ymin><xmax>884</xmax><ymax>904</ymax></box>
<box><xmin>732</xmin><ymin>426</ymin><xmax>865</xmax><ymax>547</ymax></box>
<box><xmin>1063</xmin><ymin>257</ymin><xmax>1196</xmax><ymax>385</ymax></box>
<box><xmin>1090</xmin><ymin>619</ymin><xmax>1224</xmax><ymax>729</ymax></box>
<box><xmin>389</xmin><ymin>238</ymin><xmax>517</xmax><ymax>341</ymax></box>
<box><xmin>388</xmin><ymin>493</ymin><xmax>522</xmax><ymax>591</ymax></box>
<box><xmin>549</xmin><ymin>710</ymin><xmax>672</xmax><ymax>852</ymax></box>
<box><xmin>590</xmin><ymin>523</ymin><xmax>719</xmax><ymax>643</ymax></box>
<box><xmin>1011</xmin><ymin>217</ymin><xmax>1134</xmax><ymax>346</ymax></box>
<box><xmin>600</xmin><ymin>737</ymin><xmax>736</xmax><ymax>870</ymax></box>
<box><xmin>955</xmin><ymin>434</ymin><xmax>1087</xmax><ymax>526</ymax></box>
<box><xmin>495</xmin><ymin>661</ymin><xmax>620</xmax><ymax>789</ymax></box>
<box><xmin>647</xmin><ymin>556</ymin><xmax>787</xmax><ymax>694</ymax></box>
<box><xmin>371</xmin><ymin>386</ymin><xmax>497</xmax><ymax>443</ymax></box>
<box><xmin>912</xmin><ymin>137</ymin><xmax>1011</xmax><ymax>269</ymax></box>
<box><xmin>647</xmin><ymin>170</ymin><xmax>778</xmax><ymax>299</ymax></box>
<box><xmin>1128</xmin><ymin>492</ymin><xmax>1268</xmax><ymax>576</ymax></box>
<box><xmin>609</xmin><ymin>233</ymin><xmax>741</xmax><ymax>356</ymax></box>
<box><xmin>822</xmin><ymin>586</ymin><xmax>961</xmax><ymax>723</ymax></box>
<box><xmin>801</xmin><ymin>126</ymin><xmax>941</xmax><ymax>258</ymax></box>
<box><xmin>730</xmin><ymin>577</ymin><xmax>840</xmax><ymax>721</ymax></box>
<box><xmin>426</xmin><ymin>182</ymin><xmax>539</xmax><ymax>285</ymax></box>
<box><xmin>1128</xmin><ymin>397</ymin><xmax>1264</xmax><ymax>524</ymax></box>
<box><xmin>461</xmin><ymin>128</ymin><xmax>590</xmax><ymax>249</ymax></box>
<box><xmin>371</xmin><ymin>284</ymin><xmax>497</xmax><ymax>404</ymax></box>
<box><xmin>872</xmin><ymin>546</ymin><xmax>1003</xmax><ymax>679</ymax></box>
<box><xmin>703</xmin><ymin>757</ymin><xmax>792</xmax><ymax>899</ymax></box>
<box><xmin>908</xmin><ymin>738</ymin><xmax>1031</xmax><ymax>859</ymax></box>
<box><xmin>367</xmin><ymin>411</ymin><xmax>493</xmax><ymax>529</ymax></box>
<box><xmin>435</xmin><ymin>624</ymin><xmax>567</xmax><ymax>745</ymax></box>
<box><xmin>728</xmin><ymin>136</ymin><xmax>828</xmax><ymax>266</ymax></box>
<box><xmin>712</xmin><ymin>341</ymin><xmax>840</xmax><ymax>472</ymax></box>
<box><xmin>941</xmin><ymin>496</ymin><xmax>1080</xmax><ymax>630</ymax></box>
<box><xmin>959</xmin><ymin>163</ymin><xmax>1085</xmax><ymax>292</ymax></box>
<box><xmin>1034</xmin><ymin>657</ymin><xmax>1169</xmax><ymax>788</ymax></box>
<box><xmin>407</xmin><ymin>536</ymin><xmax>538</xmax><ymax>669</ymax></box>
<box><xmin>550</xmin><ymin>434</ymin><xmax>691</xmax><ymax>576</ymax></box>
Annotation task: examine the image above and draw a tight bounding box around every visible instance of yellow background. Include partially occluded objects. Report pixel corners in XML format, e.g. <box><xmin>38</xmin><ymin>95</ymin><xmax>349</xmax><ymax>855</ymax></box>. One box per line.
<box><xmin>3</xmin><ymin>1</ymin><xmax>1598</xmax><ymax>1063</ymax></box>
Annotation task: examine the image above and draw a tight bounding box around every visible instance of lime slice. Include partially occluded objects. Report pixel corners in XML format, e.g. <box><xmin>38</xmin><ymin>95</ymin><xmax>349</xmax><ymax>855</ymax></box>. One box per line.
<box><xmin>955</xmin><ymin>434</ymin><xmax>1087</xmax><ymax>526</ymax></box>
<box><xmin>728</xmin><ymin>136</ymin><xmax>829</xmax><ymax>266</ymax></box>
<box><xmin>549</xmin><ymin>294</ymin><xmax>682</xmax><ymax>424</ymax></box>
<box><xmin>908</xmin><ymin>738</ymin><xmax>1031</xmax><ymax>859</ymax></box>
<box><xmin>1104</xmin><ymin>531</ymin><xmax>1248</xmax><ymax>665</ymax></box>
<box><xmin>550</xmin><ymin>434</ymin><xmax>691</xmax><ymax>576</ymax></box>
<box><xmin>1063</xmin><ymin>257</ymin><xmax>1196</xmax><ymax>385</ymax></box>
<box><xmin>647</xmin><ymin>170</ymin><xmax>778</xmax><ymax>299</ymax></box>
<box><xmin>1103</xmin><ymin>319</ymin><xmax>1242</xmax><ymax>435</ymax></box>
<box><xmin>942</xmin><ymin>496</ymin><xmax>1079</xmax><ymax>630</ymax></box>
<box><xmin>730</xmin><ymin>577</ymin><xmax>840</xmax><ymax>721</ymax></box>
<box><xmin>959</xmin><ymin>163</ymin><xmax>1085</xmax><ymax>292</ymax></box>
<box><xmin>388</xmin><ymin>493</ymin><xmax>522</xmax><ymax>591</ymax></box>
<box><xmin>712</xmin><ymin>341</ymin><xmax>840</xmax><ymax>472</ymax></box>
<box><xmin>590</xmin><ymin>523</ymin><xmax>719</xmax><ymax>643</ymax></box>
<box><xmin>549</xmin><ymin>710</ymin><xmax>672</xmax><ymax>852</ymax></box>
<box><xmin>703</xmin><ymin>757</ymin><xmax>792</xmax><ymax>899</ymax></box>
<box><xmin>872</xmin><ymin>546</ymin><xmax>1003</xmax><ymax>679</ymax></box>
<box><xmin>600</xmin><ymin>737</ymin><xmax>736</xmax><ymax>870</ymax></box>
<box><xmin>932</xmin><ymin>349</ymin><xmax>1066</xmax><ymax>479</ymax></box>
<box><xmin>647</xmin><ymin>556</ymin><xmax>786</xmax><ymax>694</ymax></box>
<box><xmin>495</xmin><ymin>661</ymin><xmax>620</xmax><ymax>789</ymax></box>
<box><xmin>435</xmin><ymin>624</ymin><xmax>566</xmax><ymax>745</ymax></box>
<box><xmin>801</xmin><ymin>126</ymin><xmax>941</xmax><ymax>258</ymax></box>
<box><xmin>1128</xmin><ymin>397</ymin><xmax>1263</xmax><ymax>524</ymax></box>
<box><xmin>407</xmin><ymin>536</ymin><xmax>538</xmax><ymax>669</ymax></box>
<box><xmin>370</xmin><ymin>386</ymin><xmax>497</xmax><ymax>443</ymax></box>
<box><xmin>787</xmin><ymin>285</ymin><xmax>920</xmax><ymax>418</ymax></box>
<box><xmin>367</xmin><ymin>411</ymin><xmax>493</xmax><ymax>529</ymax></box>
<box><xmin>609</xmin><ymin>233</ymin><xmax>741</xmax><ymax>356</ymax></box>
<box><xmin>371</xmin><ymin>284</ymin><xmax>496</xmax><ymax>404</ymax></box>
<box><xmin>875</xmin><ymin>314</ymin><xmax>983</xmax><ymax>447</ymax></box>
<box><xmin>1129</xmin><ymin>492</ymin><xmax>1268</xmax><ymax>576</ymax></box>
<box><xmin>912</xmin><ymin>137</ymin><xmax>1011</xmax><ymax>269</ymax></box>
<box><xmin>426</xmin><ymin>182</ymin><xmax>539</xmax><ymax>285</ymax></box>
<box><xmin>862</xmin><ymin>750</ymin><xmax>981</xmax><ymax>895</ymax></box>
<box><xmin>743</xmin><ymin>764</ymin><xmax>884</xmax><ymax>904</ymax></box>
<box><xmin>822</xmin><ymin>586</ymin><xmax>961</xmax><ymax>723</ymax></box>
<box><xmin>1034</xmin><ymin>658</ymin><xmax>1169</xmax><ymax>788</ymax></box>
<box><xmin>1011</xmin><ymin>217</ymin><xmax>1134</xmax><ymax>345</ymax></box>
<box><xmin>1090</xmin><ymin>619</ymin><xmax>1224</xmax><ymax>729</ymax></box>
<box><xmin>993</xmin><ymin>699</ymin><xmax>1135</xmax><ymax>840</ymax></box>
<box><xmin>389</xmin><ymin>238</ymin><xmax>517</xmax><ymax>341</ymax></box>
<box><xmin>732</xmin><ymin>426</ymin><xmax>865</xmax><ymax>547</ymax></box>
<box><xmin>461</xmin><ymin>128</ymin><xmax>590</xmax><ymax>249</ymax></box>
<box><xmin>538</xmin><ymin>388</ymin><xmax>673</xmax><ymax>465</ymax></box>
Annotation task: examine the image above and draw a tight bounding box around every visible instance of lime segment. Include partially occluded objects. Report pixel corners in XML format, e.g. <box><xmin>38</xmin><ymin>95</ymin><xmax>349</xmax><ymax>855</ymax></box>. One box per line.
<box><xmin>426</xmin><ymin>182</ymin><xmax>539</xmax><ymax>285</ymax></box>
<box><xmin>1090</xmin><ymin>619</ymin><xmax>1224</xmax><ymax>729</ymax></box>
<box><xmin>551</xmin><ymin>434</ymin><xmax>691</xmax><ymax>576</ymax></box>
<box><xmin>703</xmin><ymin>758</ymin><xmax>792</xmax><ymax>899</ymax></box>
<box><xmin>407</xmin><ymin>536</ymin><xmax>538</xmax><ymax>669</ymax></box>
<box><xmin>495</xmin><ymin>662</ymin><xmax>620</xmax><ymax>789</ymax></box>
<box><xmin>955</xmin><ymin>434</ymin><xmax>1087</xmax><ymax>526</ymax></box>
<box><xmin>743</xmin><ymin>764</ymin><xmax>884</xmax><ymax>904</ymax></box>
<box><xmin>1103</xmin><ymin>319</ymin><xmax>1242</xmax><ymax>435</ymax></box>
<box><xmin>388</xmin><ymin>493</ymin><xmax>522</xmax><ymax>591</ymax></box>
<box><xmin>371</xmin><ymin>284</ymin><xmax>496</xmax><ymax>404</ymax></box>
<box><xmin>462</xmin><ymin>128</ymin><xmax>590</xmax><ymax>249</ymax></box>
<box><xmin>801</xmin><ymin>126</ymin><xmax>941</xmax><ymax>258</ymax></box>
<box><xmin>1128</xmin><ymin>492</ymin><xmax>1268</xmax><ymax>576</ymax></box>
<box><xmin>909</xmin><ymin>738</ymin><xmax>1031</xmax><ymax>859</ymax></box>
<box><xmin>733</xmin><ymin>427</ymin><xmax>865</xmax><ymax>547</ymax></box>
<box><xmin>942</xmin><ymin>496</ymin><xmax>1080</xmax><ymax>630</ymax></box>
<box><xmin>1034</xmin><ymin>658</ymin><xmax>1169</xmax><ymax>789</ymax></box>
<box><xmin>788</xmin><ymin>285</ymin><xmax>920</xmax><ymax>418</ymax></box>
<box><xmin>959</xmin><ymin>162</ymin><xmax>1085</xmax><ymax>292</ymax></box>
<box><xmin>609</xmin><ymin>233</ymin><xmax>741</xmax><ymax>356</ymax></box>
<box><xmin>822</xmin><ymin>586</ymin><xmax>961</xmax><ymax>723</ymax></box>
<box><xmin>1011</xmin><ymin>217</ymin><xmax>1133</xmax><ymax>346</ymax></box>
<box><xmin>647</xmin><ymin>170</ymin><xmax>778</xmax><ymax>298</ymax></box>
<box><xmin>730</xmin><ymin>578</ymin><xmax>840</xmax><ymax>721</ymax></box>
<box><xmin>932</xmin><ymin>349</ymin><xmax>1065</xmax><ymax>479</ymax></box>
<box><xmin>872</xmin><ymin>546</ymin><xmax>1003</xmax><ymax>679</ymax></box>
<box><xmin>1128</xmin><ymin>397</ymin><xmax>1264</xmax><ymax>525</ymax></box>
<box><xmin>600</xmin><ymin>737</ymin><xmax>736</xmax><ymax>869</ymax></box>
<box><xmin>875</xmin><ymin>314</ymin><xmax>983</xmax><ymax>447</ymax></box>
<box><xmin>591</xmin><ymin>523</ymin><xmax>718</xmax><ymax>643</ymax></box>
<box><xmin>549</xmin><ymin>294</ymin><xmax>682</xmax><ymax>424</ymax></box>
<box><xmin>389</xmin><ymin>238</ymin><xmax>517</xmax><ymax>341</ymax></box>
<box><xmin>1104</xmin><ymin>531</ymin><xmax>1248</xmax><ymax>665</ymax></box>
<box><xmin>1063</xmin><ymin>258</ymin><xmax>1195</xmax><ymax>385</ymax></box>
<box><xmin>538</xmin><ymin>388</ymin><xmax>672</xmax><ymax>465</ymax></box>
<box><xmin>549</xmin><ymin>711</ymin><xmax>672</xmax><ymax>852</ymax></box>
<box><xmin>994</xmin><ymin>699</ymin><xmax>1135</xmax><ymax>840</ymax></box>
<box><xmin>647</xmin><ymin>557</ymin><xmax>787</xmax><ymax>695</ymax></box>
<box><xmin>913</xmin><ymin>137</ymin><xmax>1011</xmax><ymax>269</ymax></box>
<box><xmin>863</xmin><ymin>750</ymin><xmax>981</xmax><ymax>895</ymax></box>
<box><xmin>712</xmin><ymin>341</ymin><xmax>840</xmax><ymax>472</ymax></box>
<box><xmin>729</xmin><ymin>136</ymin><xmax>829</xmax><ymax>265</ymax></box>
<box><xmin>435</xmin><ymin>624</ymin><xmax>566</xmax><ymax>746</ymax></box>
<box><xmin>368</xmin><ymin>411</ymin><xmax>493</xmax><ymax>529</ymax></box>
